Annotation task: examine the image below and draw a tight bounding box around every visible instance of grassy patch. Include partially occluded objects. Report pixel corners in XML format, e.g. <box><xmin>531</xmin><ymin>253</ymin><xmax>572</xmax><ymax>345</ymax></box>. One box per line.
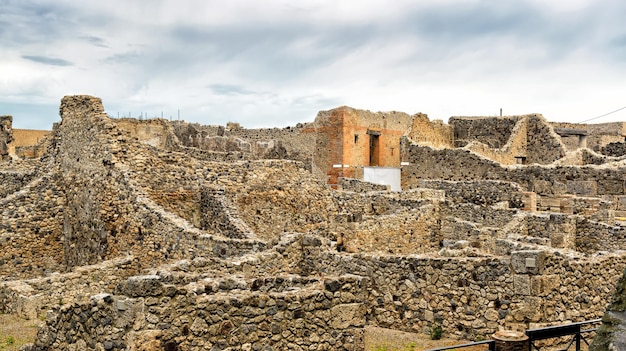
<box><xmin>0</xmin><ymin>314</ymin><xmax>41</xmax><ymax>351</ymax></box>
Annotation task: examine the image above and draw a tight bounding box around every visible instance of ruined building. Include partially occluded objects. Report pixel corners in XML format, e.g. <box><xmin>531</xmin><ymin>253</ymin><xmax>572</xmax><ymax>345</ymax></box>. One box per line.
<box><xmin>2</xmin><ymin>96</ymin><xmax>626</xmax><ymax>350</ymax></box>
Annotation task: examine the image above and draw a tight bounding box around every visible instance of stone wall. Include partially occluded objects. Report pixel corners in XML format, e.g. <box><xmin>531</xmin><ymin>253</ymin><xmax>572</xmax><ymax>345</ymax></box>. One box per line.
<box><xmin>590</xmin><ymin>267</ymin><xmax>626</xmax><ymax>351</ymax></box>
<box><xmin>450</xmin><ymin>115</ymin><xmax>566</xmax><ymax>165</ymax></box>
<box><xmin>418</xmin><ymin>180</ymin><xmax>525</xmax><ymax>208</ymax></box>
<box><xmin>0</xmin><ymin>256</ymin><xmax>138</xmax><ymax>320</ymax></box>
<box><xmin>407</xmin><ymin>114</ymin><xmax>453</xmax><ymax>148</ymax></box>
<box><xmin>0</xmin><ymin>115</ymin><xmax>14</xmax><ymax>159</ymax></box>
<box><xmin>525</xmin><ymin>115</ymin><xmax>567</xmax><ymax>164</ymax></box>
<box><xmin>0</xmin><ymin>175</ymin><xmax>65</xmax><ymax>279</ymax></box>
<box><xmin>29</xmin><ymin>274</ymin><xmax>366</xmax><ymax>351</ymax></box>
<box><xmin>54</xmin><ymin>96</ymin><xmax>268</xmax><ymax>271</ymax></box>
<box><xmin>114</xmin><ymin>118</ymin><xmax>178</xmax><ymax>149</ymax></box>
<box><xmin>57</xmin><ymin>96</ymin><xmax>130</xmax><ymax>267</ymax></box>
<box><xmin>290</xmin><ymin>239</ymin><xmax>626</xmax><ymax>338</ymax></box>
<box><xmin>451</xmin><ymin>116</ymin><xmax>520</xmax><ymax>149</ymax></box>
<box><xmin>0</xmin><ymin>170</ymin><xmax>35</xmax><ymax>199</ymax></box>
<box><xmin>401</xmin><ymin>139</ymin><xmax>626</xmax><ymax>196</ymax></box>
<box><xmin>551</xmin><ymin>121</ymin><xmax>626</xmax><ymax>152</ymax></box>
<box><xmin>19</xmin><ymin>230</ymin><xmax>626</xmax><ymax>349</ymax></box>
<box><xmin>12</xmin><ymin>129</ymin><xmax>50</xmax><ymax>148</ymax></box>
<box><xmin>170</xmin><ymin>121</ymin><xmax>315</xmax><ymax>170</ymax></box>
<box><xmin>462</xmin><ymin>117</ymin><xmax>528</xmax><ymax>165</ymax></box>
<box><xmin>337</xmin><ymin>177</ymin><xmax>390</xmax><ymax>192</ymax></box>
<box><xmin>601</xmin><ymin>142</ymin><xmax>626</xmax><ymax>157</ymax></box>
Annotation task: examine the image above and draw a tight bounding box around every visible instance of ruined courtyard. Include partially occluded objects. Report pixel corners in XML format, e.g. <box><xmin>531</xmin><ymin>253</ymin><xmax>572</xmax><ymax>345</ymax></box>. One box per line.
<box><xmin>3</xmin><ymin>95</ymin><xmax>626</xmax><ymax>350</ymax></box>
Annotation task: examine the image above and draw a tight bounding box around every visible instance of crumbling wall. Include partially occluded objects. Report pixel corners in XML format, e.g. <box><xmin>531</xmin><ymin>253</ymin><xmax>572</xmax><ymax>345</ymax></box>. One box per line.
<box><xmin>30</xmin><ymin>274</ymin><xmax>366</xmax><ymax>351</ymax></box>
<box><xmin>0</xmin><ymin>256</ymin><xmax>137</xmax><ymax>320</ymax></box>
<box><xmin>463</xmin><ymin>117</ymin><xmax>528</xmax><ymax>165</ymax></box>
<box><xmin>0</xmin><ymin>171</ymin><xmax>35</xmax><ymax>199</ymax></box>
<box><xmin>451</xmin><ymin>116</ymin><xmax>520</xmax><ymax>148</ymax></box>
<box><xmin>407</xmin><ymin>113</ymin><xmax>453</xmax><ymax>148</ymax></box>
<box><xmin>170</xmin><ymin>120</ymin><xmax>315</xmax><ymax>169</ymax></box>
<box><xmin>338</xmin><ymin>177</ymin><xmax>390</xmax><ymax>192</ymax></box>
<box><xmin>114</xmin><ymin>118</ymin><xmax>178</xmax><ymax>149</ymax></box>
<box><xmin>401</xmin><ymin>139</ymin><xmax>626</xmax><ymax>196</ymax></box>
<box><xmin>418</xmin><ymin>180</ymin><xmax>525</xmax><ymax>208</ymax></box>
<box><xmin>590</xmin><ymin>267</ymin><xmax>626</xmax><ymax>351</ymax></box>
<box><xmin>11</xmin><ymin>129</ymin><xmax>51</xmax><ymax>159</ymax></box>
<box><xmin>200</xmin><ymin>187</ymin><xmax>255</xmax><ymax>239</ymax></box>
<box><xmin>55</xmin><ymin>96</ymin><xmax>268</xmax><ymax>270</ymax></box>
<box><xmin>341</xmin><ymin>205</ymin><xmax>442</xmax><ymax>254</ymax></box>
<box><xmin>601</xmin><ymin>142</ymin><xmax>626</xmax><ymax>157</ymax></box>
<box><xmin>551</xmin><ymin>121</ymin><xmax>626</xmax><ymax>152</ymax></box>
<box><xmin>0</xmin><ymin>115</ymin><xmax>14</xmax><ymax>159</ymax></box>
<box><xmin>233</xmin><ymin>160</ymin><xmax>339</xmax><ymax>241</ymax></box>
<box><xmin>57</xmin><ymin>96</ymin><xmax>130</xmax><ymax>267</ymax></box>
<box><xmin>525</xmin><ymin>115</ymin><xmax>567</xmax><ymax>164</ymax></box>
<box><xmin>0</xmin><ymin>175</ymin><xmax>65</xmax><ymax>280</ymax></box>
<box><xmin>450</xmin><ymin>115</ymin><xmax>566</xmax><ymax>165</ymax></box>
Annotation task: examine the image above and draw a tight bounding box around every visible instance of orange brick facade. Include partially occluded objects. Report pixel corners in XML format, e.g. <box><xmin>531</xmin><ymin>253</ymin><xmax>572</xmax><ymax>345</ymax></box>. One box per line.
<box><xmin>313</xmin><ymin>106</ymin><xmax>411</xmax><ymax>186</ymax></box>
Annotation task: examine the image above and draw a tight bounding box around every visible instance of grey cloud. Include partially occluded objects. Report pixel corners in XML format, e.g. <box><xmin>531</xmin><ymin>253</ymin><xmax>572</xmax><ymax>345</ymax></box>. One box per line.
<box><xmin>209</xmin><ymin>84</ymin><xmax>256</xmax><ymax>96</ymax></box>
<box><xmin>103</xmin><ymin>52</ymin><xmax>143</xmax><ymax>64</ymax></box>
<box><xmin>141</xmin><ymin>22</ymin><xmax>377</xmax><ymax>83</ymax></box>
<box><xmin>0</xmin><ymin>2</ymin><xmax>76</xmax><ymax>46</ymax></box>
<box><xmin>22</xmin><ymin>55</ymin><xmax>73</xmax><ymax>66</ymax></box>
<box><xmin>81</xmin><ymin>35</ymin><xmax>108</xmax><ymax>48</ymax></box>
<box><xmin>395</xmin><ymin>1</ymin><xmax>626</xmax><ymax>64</ymax></box>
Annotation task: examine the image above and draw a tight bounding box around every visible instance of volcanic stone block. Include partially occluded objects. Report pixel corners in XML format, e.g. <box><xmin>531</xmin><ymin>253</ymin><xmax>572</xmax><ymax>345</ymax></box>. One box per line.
<box><xmin>511</xmin><ymin>250</ymin><xmax>546</xmax><ymax>275</ymax></box>
<box><xmin>116</xmin><ymin>275</ymin><xmax>163</xmax><ymax>297</ymax></box>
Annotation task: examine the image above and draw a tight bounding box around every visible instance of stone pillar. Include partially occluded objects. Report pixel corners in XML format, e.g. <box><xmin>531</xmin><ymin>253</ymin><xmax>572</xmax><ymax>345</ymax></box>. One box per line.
<box><xmin>579</xmin><ymin>135</ymin><xmax>587</xmax><ymax>149</ymax></box>
<box><xmin>492</xmin><ymin>330</ymin><xmax>529</xmax><ymax>351</ymax></box>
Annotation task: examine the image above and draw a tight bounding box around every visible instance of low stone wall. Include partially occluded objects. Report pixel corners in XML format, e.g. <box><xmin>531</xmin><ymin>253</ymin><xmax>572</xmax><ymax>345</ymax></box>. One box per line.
<box><xmin>417</xmin><ymin>180</ymin><xmax>525</xmax><ymax>208</ymax></box>
<box><xmin>326</xmin><ymin>251</ymin><xmax>626</xmax><ymax>339</ymax></box>
<box><xmin>29</xmin><ymin>274</ymin><xmax>366</xmax><ymax>351</ymax></box>
<box><xmin>0</xmin><ymin>256</ymin><xmax>138</xmax><ymax>320</ymax></box>
<box><xmin>338</xmin><ymin>177</ymin><xmax>390</xmax><ymax>192</ymax></box>
<box><xmin>0</xmin><ymin>171</ymin><xmax>35</xmax><ymax>199</ymax></box>
<box><xmin>601</xmin><ymin>142</ymin><xmax>626</xmax><ymax>157</ymax></box>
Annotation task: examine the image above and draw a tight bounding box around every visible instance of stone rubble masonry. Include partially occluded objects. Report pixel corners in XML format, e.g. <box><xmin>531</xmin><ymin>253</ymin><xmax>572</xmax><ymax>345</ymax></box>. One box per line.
<box><xmin>337</xmin><ymin>177</ymin><xmax>390</xmax><ymax>192</ymax></box>
<box><xmin>601</xmin><ymin>142</ymin><xmax>626</xmax><ymax>157</ymax></box>
<box><xmin>4</xmin><ymin>96</ymin><xmax>626</xmax><ymax>350</ymax></box>
<box><xmin>450</xmin><ymin>114</ymin><xmax>567</xmax><ymax>165</ymax></box>
<box><xmin>552</xmin><ymin>121</ymin><xmax>626</xmax><ymax>152</ymax></box>
<box><xmin>401</xmin><ymin>138</ymin><xmax>626</xmax><ymax>198</ymax></box>
<box><xmin>29</xmin><ymin>273</ymin><xmax>367</xmax><ymax>351</ymax></box>
<box><xmin>590</xmin><ymin>266</ymin><xmax>626</xmax><ymax>351</ymax></box>
<box><xmin>19</xmin><ymin>232</ymin><xmax>626</xmax><ymax>350</ymax></box>
<box><xmin>169</xmin><ymin>120</ymin><xmax>316</xmax><ymax>171</ymax></box>
<box><xmin>0</xmin><ymin>115</ymin><xmax>14</xmax><ymax>159</ymax></box>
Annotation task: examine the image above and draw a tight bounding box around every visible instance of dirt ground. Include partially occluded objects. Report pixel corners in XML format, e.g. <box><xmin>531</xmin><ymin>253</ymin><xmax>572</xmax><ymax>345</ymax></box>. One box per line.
<box><xmin>364</xmin><ymin>326</ymin><xmax>488</xmax><ymax>351</ymax></box>
<box><xmin>0</xmin><ymin>314</ymin><xmax>40</xmax><ymax>351</ymax></box>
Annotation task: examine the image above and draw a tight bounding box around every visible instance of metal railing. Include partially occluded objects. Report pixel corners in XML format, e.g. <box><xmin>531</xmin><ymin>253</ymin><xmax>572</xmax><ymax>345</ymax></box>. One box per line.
<box><xmin>424</xmin><ymin>319</ymin><xmax>602</xmax><ymax>351</ymax></box>
<box><xmin>526</xmin><ymin>319</ymin><xmax>602</xmax><ymax>351</ymax></box>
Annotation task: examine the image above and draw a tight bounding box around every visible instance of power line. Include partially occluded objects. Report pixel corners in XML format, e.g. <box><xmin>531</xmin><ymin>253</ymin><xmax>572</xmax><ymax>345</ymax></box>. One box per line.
<box><xmin>581</xmin><ymin>105</ymin><xmax>626</xmax><ymax>123</ymax></box>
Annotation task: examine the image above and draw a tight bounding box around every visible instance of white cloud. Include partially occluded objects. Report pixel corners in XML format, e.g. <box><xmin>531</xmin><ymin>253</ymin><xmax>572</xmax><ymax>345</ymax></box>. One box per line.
<box><xmin>2</xmin><ymin>0</ymin><xmax>626</xmax><ymax>129</ymax></box>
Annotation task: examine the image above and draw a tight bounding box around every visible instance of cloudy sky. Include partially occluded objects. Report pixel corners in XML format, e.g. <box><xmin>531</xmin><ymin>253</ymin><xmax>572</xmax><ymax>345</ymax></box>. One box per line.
<box><xmin>1</xmin><ymin>0</ymin><xmax>626</xmax><ymax>130</ymax></box>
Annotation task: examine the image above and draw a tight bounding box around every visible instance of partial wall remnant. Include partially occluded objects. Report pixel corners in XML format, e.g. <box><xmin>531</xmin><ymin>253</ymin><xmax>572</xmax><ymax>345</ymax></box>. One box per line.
<box><xmin>0</xmin><ymin>115</ymin><xmax>14</xmax><ymax>160</ymax></box>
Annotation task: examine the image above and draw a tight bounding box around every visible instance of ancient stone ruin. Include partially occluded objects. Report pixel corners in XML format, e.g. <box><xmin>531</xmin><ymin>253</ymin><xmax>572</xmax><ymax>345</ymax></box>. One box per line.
<box><xmin>2</xmin><ymin>95</ymin><xmax>626</xmax><ymax>350</ymax></box>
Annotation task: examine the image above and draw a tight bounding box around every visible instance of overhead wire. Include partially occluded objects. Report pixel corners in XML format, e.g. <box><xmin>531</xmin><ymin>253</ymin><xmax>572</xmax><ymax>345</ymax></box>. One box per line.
<box><xmin>580</xmin><ymin>105</ymin><xmax>626</xmax><ymax>123</ymax></box>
